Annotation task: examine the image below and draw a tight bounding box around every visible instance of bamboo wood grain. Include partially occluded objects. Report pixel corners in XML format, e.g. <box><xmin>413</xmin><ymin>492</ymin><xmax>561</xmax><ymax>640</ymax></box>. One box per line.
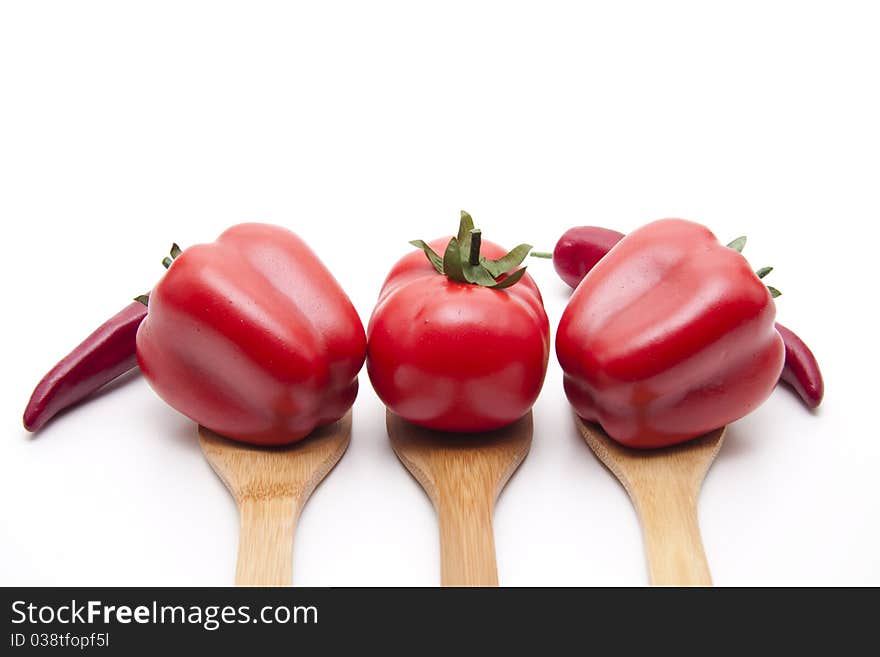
<box><xmin>198</xmin><ymin>411</ymin><xmax>351</xmax><ymax>586</ymax></box>
<box><xmin>575</xmin><ymin>416</ymin><xmax>725</xmax><ymax>586</ymax></box>
<box><xmin>387</xmin><ymin>410</ymin><xmax>532</xmax><ymax>587</ymax></box>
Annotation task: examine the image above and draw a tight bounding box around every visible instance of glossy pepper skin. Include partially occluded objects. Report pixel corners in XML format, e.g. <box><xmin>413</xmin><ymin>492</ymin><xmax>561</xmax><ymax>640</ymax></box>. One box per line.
<box><xmin>136</xmin><ymin>223</ymin><xmax>366</xmax><ymax>445</ymax></box>
<box><xmin>557</xmin><ymin>218</ymin><xmax>785</xmax><ymax>449</ymax></box>
<box><xmin>23</xmin><ymin>300</ymin><xmax>147</xmax><ymax>431</ymax></box>
<box><xmin>549</xmin><ymin>224</ymin><xmax>824</xmax><ymax>412</ymax></box>
<box><xmin>553</xmin><ymin>226</ymin><xmax>625</xmax><ymax>289</ymax></box>
<box><xmin>367</xmin><ymin>237</ymin><xmax>550</xmax><ymax>433</ymax></box>
<box><xmin>775</xmin><ymin>323</ymin><xmax>824</xmax><ymax>409</ymax></box>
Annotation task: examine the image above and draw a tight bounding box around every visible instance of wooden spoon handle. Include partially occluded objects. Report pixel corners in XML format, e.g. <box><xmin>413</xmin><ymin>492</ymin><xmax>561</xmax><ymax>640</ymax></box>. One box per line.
<box><xmin>236</xmin><ymin>496</ymin><xmax>299</xmax><ymax>586</ymax></box>
<box><xmin>633</xmin><ymin>487</ymin><xmax>711</xmax><ymax>586</ymax></box>
<box><xmin>436</xmin><ymin>486</ymin><xmax>498</xmax><ymax>587</ymax></box>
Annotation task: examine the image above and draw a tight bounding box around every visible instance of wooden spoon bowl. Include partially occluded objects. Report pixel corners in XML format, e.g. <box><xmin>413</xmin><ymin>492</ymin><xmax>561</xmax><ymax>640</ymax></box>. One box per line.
<box><xmin>387</xmin><ymin>410</ymin><xmax>533</xmax><ymax>586</ymax></box>
<box><xmin>198</xmin><ymin>411</ymin><xmax>351</xmax><ymax>586</ymax></box>
<box><xmin>576</xmin><ymin>416</ymin><xmax>725</xmax><ymax>586</ymax></box>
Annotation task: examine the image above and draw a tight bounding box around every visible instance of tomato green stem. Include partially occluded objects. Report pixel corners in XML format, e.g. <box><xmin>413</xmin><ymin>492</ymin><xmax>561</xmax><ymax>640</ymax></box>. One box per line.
<box><xmin>530</xmin><ymin>251</ymin><xmax>552</xmax><ymax>259</ymax></box>
<box><xmin>468</xmin><ymin>229</ymin><xmax>482</xmax><ymax>266</ymax></box>
<box><xmin>410</xmin><ymin>211</ymin><xmax>532</xmax><ymax>289</ymax></box>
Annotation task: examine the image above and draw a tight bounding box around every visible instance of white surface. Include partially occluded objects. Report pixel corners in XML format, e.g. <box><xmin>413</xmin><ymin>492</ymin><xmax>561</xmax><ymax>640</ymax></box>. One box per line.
<box><xmin>1</xmin><ymin>1</ymin><xmax>877</xmax><ymax>586</ymax></box>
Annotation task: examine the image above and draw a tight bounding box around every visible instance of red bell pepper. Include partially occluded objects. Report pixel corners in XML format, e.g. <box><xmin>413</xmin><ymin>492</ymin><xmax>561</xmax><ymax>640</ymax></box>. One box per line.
<box><xmin>136</xmin><ymin>223</ymin><xmax>366</xmax><ymax>445</ymax></box>
<box><xmin>547</xmin><ymin>223</ymin><xmax>823</xmax><ymax>411</ymax></box>
<box><xmin>367</xmin><ymin>212</ymin><xmax>550</xmax><ymax>432</ymax></box>
<box><xmin>556</xmin><ymin>218</ymin><xmax>785</xmax><ymax>448</ymax></box>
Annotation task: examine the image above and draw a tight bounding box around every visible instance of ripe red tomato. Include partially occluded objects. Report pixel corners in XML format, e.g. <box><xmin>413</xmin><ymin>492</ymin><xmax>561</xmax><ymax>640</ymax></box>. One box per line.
<box><xmin>367</xmin><ymin>214</ymin><xmax>550</xmax><ymax>432</ymax></box>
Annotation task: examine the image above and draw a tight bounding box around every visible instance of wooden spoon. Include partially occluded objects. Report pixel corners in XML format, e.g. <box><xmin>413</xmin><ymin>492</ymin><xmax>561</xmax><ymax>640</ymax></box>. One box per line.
<box><xmin>387</xmin><ymin>410</ymin><xmax>532</xmax><ymax>586</ymax></box>
<box><xmin>198</xmin><ymin>411</ymin><xmax>351</xmax><ymax>586</ymax></box>
<box><xmin>575</xmin><ymin>416</ymin><xmax>725</xmax><ymax>586</ymax></box>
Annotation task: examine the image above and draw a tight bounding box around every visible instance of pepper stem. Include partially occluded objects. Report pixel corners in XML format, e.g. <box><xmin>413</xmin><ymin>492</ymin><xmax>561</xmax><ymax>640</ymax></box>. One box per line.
<box><xmin>468</xmin><ymin>229</ymin><xmax>482</xmax><ymax>265</ymax></box>
<box><xmin>162</xmin><ymin>242</ymin><xmax>183</xmax><ymax>269</ymax></box>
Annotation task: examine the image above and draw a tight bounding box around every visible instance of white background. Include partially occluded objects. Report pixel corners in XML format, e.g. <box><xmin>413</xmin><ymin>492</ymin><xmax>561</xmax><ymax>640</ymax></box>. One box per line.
<box><xmin>1</xmin><ymin>1</ymin><xmax>877</xmax><ymax>586</ymax></box>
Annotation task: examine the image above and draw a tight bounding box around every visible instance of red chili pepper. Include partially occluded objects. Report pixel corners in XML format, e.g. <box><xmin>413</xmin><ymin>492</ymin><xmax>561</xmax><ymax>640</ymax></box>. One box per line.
<box><xmin>23</xmin><ymin>300</ymin><xmax>147</xmax><ymax>431</ymax></box>
<box><xmin>775</xmin><ymin>323</ymin><xmax>824</xmax><ymax>409</ymax></box>
<box><xmin>551</xmin><ymin>226</ymin><xmax>625</xmax><ymax>289</ymax></box>
<box><xmin>136</xmin><ymin>223</ymin><xmax>366</xmax><ymax>445</ymax></box>
<box><xmin>557</xmin><ymin>219</ymin><xmax>785</xmax><ymax>448</ymax></box>
<box><xmin>367</xmin><ymin>212</ymin><xmax>550</xmax><ymax>432</ymax></box>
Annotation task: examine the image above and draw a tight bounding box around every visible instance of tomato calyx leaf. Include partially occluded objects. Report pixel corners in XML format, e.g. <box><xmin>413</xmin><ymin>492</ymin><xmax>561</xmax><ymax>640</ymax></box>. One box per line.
<box><xmin>481</xmin><ymin>243</ymin><xmax>532</xmax><ymax>277</ymax></box>
<box><xmin>443</xmin><ymin>236</ymin><xmax>467</xmax><ymax>282</ymax></box>
<box><xmin>489</xmin><ymin>266</ymin><xmax>529</xmax><ymax>289</ymax></box>
<box><xmin>410</xmin><ymin>210</ymin><xmax>534</xmax><ymax>289</ymax></box>
<box><xmin>408</xmin><ymin>240</ymin><xmax>444</xmax><ymax>274</ymax></box>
